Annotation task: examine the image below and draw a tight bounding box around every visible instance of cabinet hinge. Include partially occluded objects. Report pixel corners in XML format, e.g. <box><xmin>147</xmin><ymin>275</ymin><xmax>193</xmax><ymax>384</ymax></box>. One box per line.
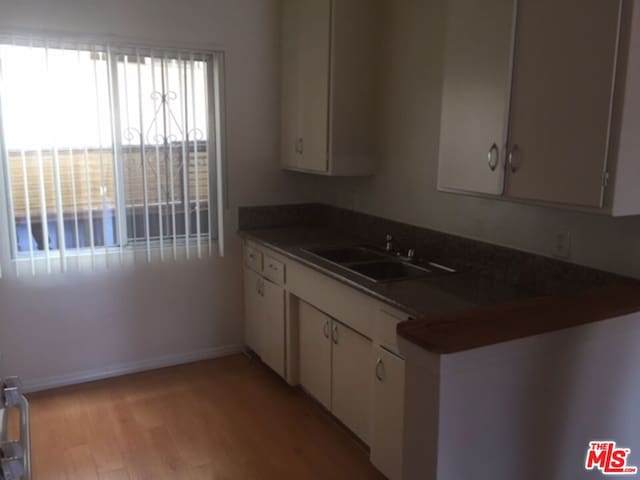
<box><xmin>602</xmin><ymin>171</ymin><xmax>610</xmax><ymax>188</ymax></box>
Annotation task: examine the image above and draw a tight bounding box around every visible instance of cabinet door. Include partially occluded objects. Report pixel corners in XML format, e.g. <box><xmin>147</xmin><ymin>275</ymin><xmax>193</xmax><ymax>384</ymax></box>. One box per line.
<box><xmin>331</xmin><ymin>321</ymin><xmax>372</xmax><ymax>444</ymax></box>
<box><xmin>281</xmin><ymin>0</ymin><xmax>302</xmax><ymax>170</ymax></box>
<box><xmin>370</xmin><ymin>346</ymin><xmax>406</xmax><ymax>480</ymax></box>
<box><xmin>299</xmin><ymin>301</ymin><xmax>332</xmax><ymax>409</ymax></box>
<box><xmin>506</xmin><ymin>0</ymin><xmax>621</xmax><ymax>207</ymax></box>
<box><xmin>438</xmin><ymin>0</ymin><xmax>516</xmax><ymax>195</ymax></box>
<box><xmin>261</xmin><ymin>279</ymin><xmax>286</xmax><ymax>378</ymax></box>
<box><xmin>243</xmin><ymin>268</ymin><xmax>262</xmax><ymax>354</ymax></box>
<box><xmin>297</xmin><ymin>0</ymin><xmax>331</xmax><ymax>173</ymax></box>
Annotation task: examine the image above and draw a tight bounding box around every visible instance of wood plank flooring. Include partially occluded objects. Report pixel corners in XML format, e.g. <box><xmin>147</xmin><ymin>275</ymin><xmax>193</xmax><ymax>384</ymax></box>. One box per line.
<box><xmin>23</xmin><ymin>355</ymin><xmax>385</xmax><ymax>479</ymax></box>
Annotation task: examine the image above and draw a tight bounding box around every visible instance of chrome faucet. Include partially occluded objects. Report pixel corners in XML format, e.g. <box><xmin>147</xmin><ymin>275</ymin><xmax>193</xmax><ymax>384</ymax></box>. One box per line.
<box><xmin>385</xmin><ymin>234</ymin><xmax>394</xmax><ymax>253</ymax></box>
<box><xmin>384</xmin><ymin>234</ymin><xmax>416</xmax><ymax>262</ymax></box>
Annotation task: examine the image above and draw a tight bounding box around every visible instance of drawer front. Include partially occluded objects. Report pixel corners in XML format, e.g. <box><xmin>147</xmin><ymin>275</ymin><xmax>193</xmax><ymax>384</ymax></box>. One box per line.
<box><xmin>373</xmin><ymin>307</ymin><xmax>410</xmax><ymax>357</ymax></box>
<box><xmin>287</xmin><ymin>260</ymin><xmax>374</xmax><ymax>338</ymax></box>
<box><xmin>245</xmin><ymin>246</ymin><xmax>263</xmax><ymax>273</ymax></box>
<box><xmin>263</xmin><ymin>255</ymin><xmax>286</xmax><ymax>285</ymax></box>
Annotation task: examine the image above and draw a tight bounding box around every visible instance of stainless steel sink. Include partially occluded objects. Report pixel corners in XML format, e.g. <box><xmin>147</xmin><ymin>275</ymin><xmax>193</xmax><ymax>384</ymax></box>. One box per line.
<box><xmin>302</xmin><ymin>245</ymin><xmax>456</xmax><ymax>283</ymax></box>
<box><xmin>304</xmin><ymin>246</ymin><xmax>388</xmax><ymax>264</ymax></box>
<box><xmin>347</xmin><ymin>261</ymin><xmax>433</xmax><ymax>282</ymax></box>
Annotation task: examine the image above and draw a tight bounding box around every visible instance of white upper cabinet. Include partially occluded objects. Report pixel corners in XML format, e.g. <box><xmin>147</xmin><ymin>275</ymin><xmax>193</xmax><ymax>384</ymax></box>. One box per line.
<box><xmin>281</xmin><ymin>0</ymin><xmax>380</xmax><ymax>176</ymax></box>
<box><xmin>438</xmin><ymin>0</ymin><xmax>640</xmax><ymax>216</ymax></box>
<box><xmin>438</xmin><ymin>0</ymin><xmax>516</xmax><ymax>195</ymax></box>
<box><xmin>505</xmin><ymin>0</ymin><xmax>621</xmax><ymax>207</ymax></box>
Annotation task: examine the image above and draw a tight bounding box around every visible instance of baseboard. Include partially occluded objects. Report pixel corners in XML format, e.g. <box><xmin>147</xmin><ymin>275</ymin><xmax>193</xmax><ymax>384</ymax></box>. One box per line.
<box><xmin>22</xmin><ymin>344</ymin><xmax>244</xmax><ymax>394</ymax></box>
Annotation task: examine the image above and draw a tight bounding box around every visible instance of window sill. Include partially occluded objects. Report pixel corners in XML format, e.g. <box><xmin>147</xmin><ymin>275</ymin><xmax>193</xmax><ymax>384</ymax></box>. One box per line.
<box><xmin>10</xmin><ymin>239</ymin><xmax>220</xmax><ymax>277</ymax></box>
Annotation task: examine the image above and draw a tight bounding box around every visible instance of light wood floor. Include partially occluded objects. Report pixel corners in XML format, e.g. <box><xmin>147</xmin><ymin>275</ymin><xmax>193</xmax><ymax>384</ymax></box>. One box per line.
<box><xmin>22</xmin><ymin>355</ymin><xmax>385</xmax><ymax>480</ymax></box>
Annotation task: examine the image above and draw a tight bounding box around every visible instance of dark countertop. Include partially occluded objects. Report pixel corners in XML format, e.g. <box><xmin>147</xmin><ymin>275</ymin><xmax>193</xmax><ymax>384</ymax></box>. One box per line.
<box><xmin>397</xmin><ymin>284</ymin><xmax>640</xmax><ymax>354</ymax></box>
<box><xmin>240</xmin><ymin>227</ymin><xmax>640</xmax><ymax>355</ymax></box>
<box><xmin>239</xmin><ymin>227</ymin><xmax>538</xmax><ymax>319</ymax></box>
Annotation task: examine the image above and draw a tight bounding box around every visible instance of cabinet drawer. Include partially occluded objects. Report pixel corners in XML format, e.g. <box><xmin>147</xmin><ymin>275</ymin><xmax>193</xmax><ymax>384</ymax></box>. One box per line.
<box><xmin>245</xmin><ymin>246</ymin><xmax>263</xmax><ymax>273</ymax></box>
<box><xmin>263</xmin><ymin>255</ymin><xmax>286</xmax><ymax>285</ymax></box>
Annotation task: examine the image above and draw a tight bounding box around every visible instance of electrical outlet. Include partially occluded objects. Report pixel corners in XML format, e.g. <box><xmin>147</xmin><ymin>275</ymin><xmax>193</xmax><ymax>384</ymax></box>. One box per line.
<box><xmin>553</xmin><ymin>232</ymin><xmax>572</xmax><ymax>259</ymax></box>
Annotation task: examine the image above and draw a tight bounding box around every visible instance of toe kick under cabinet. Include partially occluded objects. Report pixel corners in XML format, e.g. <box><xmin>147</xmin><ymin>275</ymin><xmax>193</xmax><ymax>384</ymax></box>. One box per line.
<box><xmin>243</xmin><ymin>240</ymin><xmax>408</xmax><ymax>480</ymax></box>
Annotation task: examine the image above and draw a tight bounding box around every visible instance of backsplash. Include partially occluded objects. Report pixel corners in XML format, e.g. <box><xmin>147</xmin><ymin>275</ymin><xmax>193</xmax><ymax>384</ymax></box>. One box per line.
<box><xmin>238</xmin><ymin>204</ymin><xmax>634</xmax><ymax>296</ymax></box>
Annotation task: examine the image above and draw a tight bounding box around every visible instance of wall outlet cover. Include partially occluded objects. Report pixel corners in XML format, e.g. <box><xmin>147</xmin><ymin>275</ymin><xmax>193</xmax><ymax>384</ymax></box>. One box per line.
<box><xmin>553</xmin><ymin>232</ymin><xmax>572</xmax><ymax>259</ymax></box>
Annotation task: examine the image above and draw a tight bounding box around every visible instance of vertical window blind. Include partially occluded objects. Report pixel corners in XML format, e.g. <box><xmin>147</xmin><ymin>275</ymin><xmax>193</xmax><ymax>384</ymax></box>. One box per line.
<box><xmin>0</xmin><ymin>37</ymin><xmax>225</xmax><ymax>276</ymax></box>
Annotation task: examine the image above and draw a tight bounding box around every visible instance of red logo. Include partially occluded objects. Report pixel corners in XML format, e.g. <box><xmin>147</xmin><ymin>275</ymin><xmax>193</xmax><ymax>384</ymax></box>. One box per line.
<box><xmin>585</xmin><ymin>441</ymin><xmax>638</xmax><ymax>475</ymax></box>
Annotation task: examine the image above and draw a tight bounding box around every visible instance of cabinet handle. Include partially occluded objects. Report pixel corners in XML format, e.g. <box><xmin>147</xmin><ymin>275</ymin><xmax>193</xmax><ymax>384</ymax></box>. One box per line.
<box><xmin>508</xmin><ymin>144</ymin><xmax>521</xmax><ymax>173</ymax></box>
<box><xmin>487</xmin><ymin>143</ymin><xmax>499</xmax><ymax>172</ymax></box>
<box><xmin>375</xmin><ymin>358</ymin><xmax>385</xmax><ymax>382</ymax></box>
<box><xmin>332</xmin><ymin>324</ymin><xmax>339</xmax><ymax>345</ymax></box>
<box><xmin>296</xmin><ymin>137</ymin><xmax>304</xmax><ymax>155</ymax></box>
<box><xmin>323</xmin><ymin>320</ymin><xmax>330</xmax><ymax>339</ymax></box>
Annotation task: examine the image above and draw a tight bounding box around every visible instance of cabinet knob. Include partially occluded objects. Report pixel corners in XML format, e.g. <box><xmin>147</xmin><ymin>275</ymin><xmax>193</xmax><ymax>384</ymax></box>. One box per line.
<box><xmin>323</xmin><ymin>321</ymin><xmax>330</xmax><ymax>339</ymax></box>
<box><xmin>375</xmin><ymin>358</ymin><xmax>385</xmax><ymax>382</ymax></box>
<box><xmin>487</xmin><ymin>143</ymin><xmax>499</xmax><ymax>172</ymax></box>
<box><xmin>508</xmin><ymin>145</ymin><xmax>522</xmax><ymax>173</ymax></box>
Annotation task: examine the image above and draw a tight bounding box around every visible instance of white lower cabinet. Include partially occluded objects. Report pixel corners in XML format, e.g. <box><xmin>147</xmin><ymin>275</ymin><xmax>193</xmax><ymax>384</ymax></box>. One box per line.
<box><xmin>299</xmin><ymin>301</ymin><xmax>332</xmax><ymax>409</ymax></box>
<box><xmin>243</xmin><ymin>267</ymin><xmax>262</xmax><ymax>355</ymax></box>
<box><xmin>298</xmin><ymin>300</ymin><xmax>373</xmax><ymax>444</ymax></box>
<box><xmin>243</xmin><ymin>241</ymin><xmax>407</xmax><ymax>477</ymax></box>
<box><xmin>371</xmin><ymin>345</ymin><xmax>406</xmax><ymax>480</ymax></box>
<box><xmin>260</xmin><ymin>279</ymin><xmax>286</xmax><ymax>378</ymax></box>
<box><xmin>243</xmin><ymin>266</ymin><xmax>286</xmax><ymax>378</ymax></box>
<box><xmin>332</xmin><ymin>321</ymin><xmax>373</xmax><ymax>444</ymax></box>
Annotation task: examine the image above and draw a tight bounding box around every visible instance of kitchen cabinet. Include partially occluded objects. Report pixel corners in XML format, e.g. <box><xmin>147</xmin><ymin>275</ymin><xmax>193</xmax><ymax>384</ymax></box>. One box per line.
<box><xmin>243</xmin><ymin>246</ymin><xmax>286</xmax><ymax>379</ymax></box>
<box><xmin>299</xmin><ymin>300</ymin><xmax>332</xmax><ymax>409</ymax></box>
<box><xmin>243</xmin><ymin>240</ymin><xmax>409</xmax><ymax>475</ymax></box>
<box><xmin>438</xmin><ymin>0</ymin><xmax>516</xmax><ymax>195</ymax></box>
<box><xmin>243</xmin><ymin>267</ymin><xmax>262</xmax><ymax>355</ymax></box>
<box><xmin>281</xmin><ymin>0</ymin><xmax>380</xmax><ymax>176</ymax></box>
<box><xmin>298</xmin><ymin>300</ymin><xmax>373</xmax><ymax>444</ymax></box>
<box><xmin>438</xmin><ymin>0</ymin><xmax>640</xmax><ymax>215</ymax></box>
<box><xmin>260</xmin><ymin>279</ymin><xmax>286</xmax><ymax>378</ymax></box>
<box><xmin>505</xmin><ymin>0</ymin><xmax>621</xmax><ymax>207</ymax></box>
<box><xmin>331</xmin><ymin>321</ymin><xmax>373</xmax><ymax>444</ymax></box>
<box><xmin>371</xmin><ymin>345</ymin><xmax>406</xmax><ymax>480</ymax></box>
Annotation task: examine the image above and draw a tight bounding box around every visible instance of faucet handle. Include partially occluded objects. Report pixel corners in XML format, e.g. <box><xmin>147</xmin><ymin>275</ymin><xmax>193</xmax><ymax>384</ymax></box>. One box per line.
<box><xmin>384</xmin><ymin>234</ymin><xmax>394</xmax><ymax>252</ymax></box>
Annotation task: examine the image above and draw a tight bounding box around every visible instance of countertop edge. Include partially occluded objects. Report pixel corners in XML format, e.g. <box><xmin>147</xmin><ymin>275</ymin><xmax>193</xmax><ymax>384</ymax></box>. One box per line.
<box><xmin>398</xmin><ymin>284</ymin><xmax>640</xmax><ymax>355</ymax></box>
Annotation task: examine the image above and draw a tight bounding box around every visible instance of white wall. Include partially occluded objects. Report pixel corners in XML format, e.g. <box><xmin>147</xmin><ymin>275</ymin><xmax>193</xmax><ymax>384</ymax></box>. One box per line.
<box><xmin>313</xmin><ymin>0</ymin><xmax>640</xmax><ymax>280</ymax></box>
<box><xmin>434</xmin><ymin>313</ymin><xmax>640</xmax><ymax>480</ymax></box>
<box><xmin>400</xmin><ymin>313</ymin><xmax>640</xmax><ymax>480</ymax></box>
<box><xmin>0</xmin><ymin>0</ymin><xmax>319</xmax><ymax>388</ymax></box>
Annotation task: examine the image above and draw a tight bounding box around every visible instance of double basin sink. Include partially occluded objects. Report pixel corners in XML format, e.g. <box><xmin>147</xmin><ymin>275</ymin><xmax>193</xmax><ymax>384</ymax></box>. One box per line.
<box><xmin>302</xmin><ymin>245</ymin><xmax>455</xmax><ymax>283</ymax></box>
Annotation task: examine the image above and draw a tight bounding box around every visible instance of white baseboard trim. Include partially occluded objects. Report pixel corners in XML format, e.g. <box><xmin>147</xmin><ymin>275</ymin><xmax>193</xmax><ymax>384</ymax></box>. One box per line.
<box><xmin>22</xmin><ymin>344</ymin><xmax>244</xmax><ymax>394</ymax></box>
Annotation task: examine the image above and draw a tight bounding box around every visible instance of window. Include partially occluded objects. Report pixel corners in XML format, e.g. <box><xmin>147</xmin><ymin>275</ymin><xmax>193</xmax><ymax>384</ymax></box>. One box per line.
<box><xmin>0</xmin><ymin>38</ymin><xmax>224</xmax><ymax>275</ymax></box>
